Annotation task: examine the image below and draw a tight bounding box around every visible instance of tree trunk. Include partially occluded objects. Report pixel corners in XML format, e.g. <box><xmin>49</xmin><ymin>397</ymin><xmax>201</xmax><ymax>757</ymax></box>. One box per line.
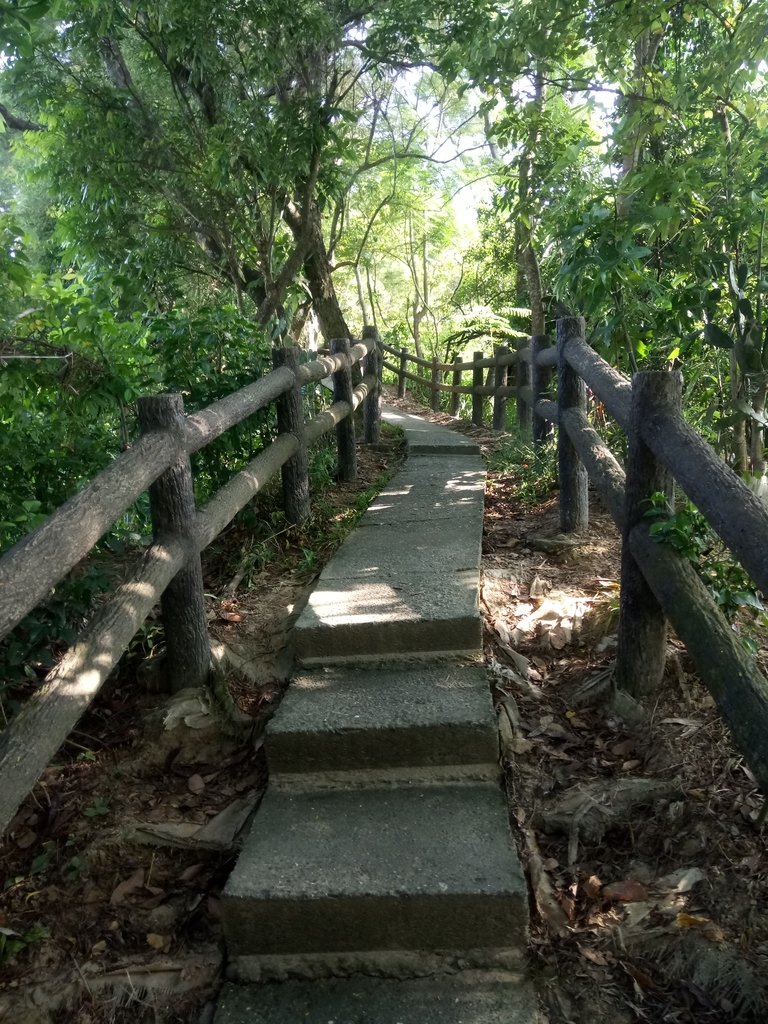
<box><xmin>285</xmin><ymin>199</ymin><xmax>353</xmax><ymax>343</ymax></box>
<box><xmin>517</xmin><ymin>69</ymin><xmax>546</xmax><ymax>335</ymax></box>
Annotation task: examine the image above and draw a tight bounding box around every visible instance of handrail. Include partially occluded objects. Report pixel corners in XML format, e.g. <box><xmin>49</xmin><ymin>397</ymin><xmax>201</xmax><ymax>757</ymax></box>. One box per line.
<box><xmin>0</xmin><ymin>336</ymin><xmax>380</xmax><ymax>834</ymax></box>
<box><xmin>0</xmin><ymin>340</ymin><xmax>374</xmax><ymax>644</ymax></box>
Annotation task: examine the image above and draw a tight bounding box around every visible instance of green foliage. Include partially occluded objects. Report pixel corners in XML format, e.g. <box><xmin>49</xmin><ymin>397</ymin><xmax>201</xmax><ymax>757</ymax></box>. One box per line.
<box><xmin>489</xmin><ymin>435</ymin><xmax>557</xmax><ymax>506</ymax></box>
<box><xmin>0</xmin><ymin>921</ymin><xmax>49</xmax><ymax>965</ymax></box>
<box><xmin>646</xmin><ymin>493</ymin><xmax>766</xmax><ymax>636</ymax></box>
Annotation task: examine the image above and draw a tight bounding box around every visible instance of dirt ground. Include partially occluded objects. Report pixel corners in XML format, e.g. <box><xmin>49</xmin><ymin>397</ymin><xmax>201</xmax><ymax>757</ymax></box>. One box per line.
<box><xmin>2</xmin><ymin>394</ymin><xmax>767</xmax><ymax>1024</ymax></box>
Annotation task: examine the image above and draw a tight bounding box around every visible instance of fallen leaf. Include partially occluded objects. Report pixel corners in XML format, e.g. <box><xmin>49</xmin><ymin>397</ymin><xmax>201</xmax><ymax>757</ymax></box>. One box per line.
<box><xmin>656</xmin><ymin>866</ymin><xmax>706</xmax><ymax>893</ymax></box>
<box><xmin>676</xmin><ymin>913</ymin><xmax>725</xmax><ymax>942</ymax></box>
<box><xmin>110</xmin><ymin>868</ymin><xmax>145</xmax><ymax>905</ymax></box>
<box><xmin>178</xmin><ymin>863</ymin><xmax>205</xmax><ymax>883</ymax></box>
<box><xmin>15</xmin><ymin>829</ymin><xmax>37</xmax><ymax>849</ymax></box>
<box><xmin>584</xmin><ymin>874</ymin><xmax>603</xmax><ymax>899</ymax></box>
<box><xmin>621</xmin><ymin>759</ymin><xmax>642</xmax><ymax>771</ymax></box>
<box><xmin>602</xmin><ymin>880</ymin><xmax>648</xmax><ymax>903</ymax></box>
<box><xmin>187</xmin><ymin>774</ymin><xmax>205</xmax><ymax>794</ymax></box>
<box><xmin>217</xmin><ymin>611</ymin><xmax>243</xmax><ymax>623</ymax></box>
<box><xmin>146</xmin><ymin>932</ymin><xmax>170</xmax><ymax>951</ymax></box>
<box><xmin>91</xmin><ymin>940</ymin><xmax>107</xmax><ymax>956</ymax></box>
<box><xmin>580</xmin><ymin>945</ymin><xmax>609</xmax><ymax>966</ymax></box>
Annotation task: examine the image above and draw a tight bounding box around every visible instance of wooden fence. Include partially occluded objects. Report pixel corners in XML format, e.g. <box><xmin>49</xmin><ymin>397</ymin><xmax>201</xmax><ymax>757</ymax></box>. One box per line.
<box><xmin>380</xmin><ymin>336</ymin><xmax>557</xmax><ymax>435</ymax></box>
<box><xmin>0</xmin><ymin>328</ymin><xmax>382</xmax><ymax>834</ymax></box>
<box><xmin>387</xmin><ymin>319</ymin><xmax>768</xmax><ymax>796</ymax></box>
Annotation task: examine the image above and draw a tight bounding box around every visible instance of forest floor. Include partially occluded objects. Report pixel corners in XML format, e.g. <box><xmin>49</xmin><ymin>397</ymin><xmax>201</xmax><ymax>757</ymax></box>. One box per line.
<box><xmin>2</xmin><ymin>393</ymin><xmax>768</xmax><ymax>1024</ymax></box>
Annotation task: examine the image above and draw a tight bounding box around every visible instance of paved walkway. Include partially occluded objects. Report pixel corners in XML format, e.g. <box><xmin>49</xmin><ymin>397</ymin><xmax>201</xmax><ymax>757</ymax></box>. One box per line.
<box><xmin>215</xmin><ymin>408</ymin><xmax>534</xmax><ymax>1023</ymax></box>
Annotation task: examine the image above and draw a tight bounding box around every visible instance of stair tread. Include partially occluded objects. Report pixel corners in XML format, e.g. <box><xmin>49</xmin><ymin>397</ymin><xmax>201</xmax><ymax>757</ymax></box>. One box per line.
<box><xmin>215</xmin><ymin>973</ymin><xmax>536</xmax><ymax>1024</ymax></box>
<box><xmin>268</xmin><ymin>663</ymin><xmax>498</xmax><ymax>772</ymax></box>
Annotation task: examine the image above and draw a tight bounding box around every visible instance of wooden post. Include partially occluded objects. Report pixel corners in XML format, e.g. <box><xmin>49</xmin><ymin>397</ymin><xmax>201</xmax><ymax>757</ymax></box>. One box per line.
<box><xmin>615</xmin><ymin>371</ymin><xmax>682</xmax><ymax>696</ymax></box>
<box><xmin>472</xmin><ymin>351</ymin><xmax>484</xmax><ymax>427</ymax></box>
<box><xmin>557</xmin><ymin>317</ymin><xmax>589</xmax><ymax>533</ymax></box>
<box><xmin>516</xmin><ymin>338</ymin><xmax>531</xmax><ymax>435</ymax></box>
<box><xmin>398</xmin><ymin>347</ymin><xmax>408</xmax><ymax>399</ymax></box>
<box><xmin>531</xmin><ymin>334</ymin><xmax>552</xmax><ymax>446</ymax></box>
<box><xmin>363</xmin><ymin>325</ymin><xmax>381</xmax><ymax>444</ymax></box>
<box><xmin>492</xmin><ymin>345</ymin><xmax>508</xmax><ymax>431</ymax></box>
<box><xmin>331</xmin><ymin>337</ymin><xmax>357</xmax><ymax>482</ymax></box>
<box><xmin>431</xmin><ymin>356</ymin><xmax>440</xmax><ymax>412</ymax></box>
<box><xmin>450</xmin><ymin>361</ymin><xmax>461</xmax><ymax>417</ymax></box>
<box><xmin>273</xmin><ymin>347</ymin><xmax>310</xmax><ymax>524</ymax></box>
<box><xmin>137</xmin><ymin>394</ymin><xmax>210</xmax><ymax>692</ymax></box>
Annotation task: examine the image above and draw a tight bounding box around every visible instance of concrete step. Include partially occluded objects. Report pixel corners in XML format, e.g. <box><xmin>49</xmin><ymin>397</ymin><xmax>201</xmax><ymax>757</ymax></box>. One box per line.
<box><xmin>383</xmin><ymin>407</ymin><xmax>482</xmax><ymax>456</ymax></box>
<box><xmin>267</xmin><ymin>663</ymin><xmax>499</xmax><ymax>776</ymax></box>
<box><xmin>293</xmin><ymin>451</ymin><xmax>486</xmax><ymax>663</ymax></box>
<box><xmin>215</xmin><ymin>972</ymin><xmax>536</xmax><ymax>1024</ymax></box>
<box><xmin>222</xmin><ymin>782</ymin><xmax>527</xmax><ymax>959</ymax></box>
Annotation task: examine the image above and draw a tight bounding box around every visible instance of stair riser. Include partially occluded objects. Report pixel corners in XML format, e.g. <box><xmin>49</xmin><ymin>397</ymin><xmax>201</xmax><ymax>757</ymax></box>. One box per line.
<box><xmin>222</xmin><ymin>892</ymin><xmax>527</xmax><ymax>956</ymax></box>
<box><xmin>295</xmin><ymin>616</ymin><xmax>482</xmax><ymax>662</ymax></box>
<box><xmin>267</xmin><ymin>724</ymin><xmax>498</xmax><ymax>774</ymax></box>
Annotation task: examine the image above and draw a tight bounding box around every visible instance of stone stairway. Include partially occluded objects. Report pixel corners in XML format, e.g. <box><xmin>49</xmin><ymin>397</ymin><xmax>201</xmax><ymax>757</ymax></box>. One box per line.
<box><xmin>215</xmin><ymin>408</ymin><xmax>534</xmax><ymax>1023</ymax></box>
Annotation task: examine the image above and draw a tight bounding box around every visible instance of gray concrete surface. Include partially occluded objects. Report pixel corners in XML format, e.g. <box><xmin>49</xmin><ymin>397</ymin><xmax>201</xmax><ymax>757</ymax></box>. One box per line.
<box><xmin>222</xmin><ymin>783</ymin><xmax>527</xmax><ymax>955</ymax></box>
<box><xmin>383</xmin><ymin>407</ymin><xmax>481</xmax><ymax>456</ymax></box>
<box><xmin>293</xmin><ymin>569</ymin><xmax>481</xmax><ymax>660</ymax></box>
<box><xmin>267</xmin><ymin>663</ymin><xmax>498</xmax><ymax>773</ymax></box>
<box><xmin>215</xmin><ymin>973</ymin><xmax>536</xmax><ymax>1024</ymax></box>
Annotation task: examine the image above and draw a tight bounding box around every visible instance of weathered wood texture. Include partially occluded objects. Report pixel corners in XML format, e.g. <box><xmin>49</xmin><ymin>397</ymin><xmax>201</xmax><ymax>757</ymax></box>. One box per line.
<box><xmin>630</xmin><ymin>523</ymin><xmax>768</xmax><ymax>793</ymax></box>
<box><xmin>472</xmin><ymin>352</ymin><xmax>484</xmax><ymax>427</ymax></box>
<box><xmin>331</xmin><ymin>338</ymin><xmax>357</xmax><ymax>483</ymax></box>
<box><xmin>0</xmin><ymin>537</ymin><xmax>187</xmax><ymax>835</ymax></box>
<box><xmin>450</xmin><ymin>362</ymin><xmax>461</xmax><ymax>416</ymax></box>
<box><xmin>431</xmin><ymin>357</ymin><xmax>440</xmax><ymax>412</ymax></box>
<box><xmin>493</xmin><ymin>346</ymin><xmax>509</xmax><ymax>430</ymax></box>
<box><xmin>362</xmin><ymin>326</ymin><xmax>382</xmax><ymax>444</ymax></box>
<box><xmin>273</xmin><ymin>347</ymin><xmax>311</xmax><ymax>525</ymax></box>
<box><xmin>138</xmin><ymin>395</ymin><xmax>211</xmax><ymax>692</ymax></box>
<box><xmin>531</xmin><ymin>335</ymin><xmax>554</xmax><ymax>446</ymax></box>
<box><xmin>516</xmin><ymin>338</ymin><xmax>532</xmax><ymax>433</ymax></box>
<box><xmin>562</xmin><ymin>336</ymin><xmax>631</xmax><ymax>430</ymax></box>
<box><xmin>397</xmin><ymin>348</ymin><xmax>408</xmax><ymax>398</ymax></box>
<box><xmin>0</xmin><ymin>430</ymin><xmax>175</xmax><ymax>643</ymax></box>
<box><xmin>380</xmin><ymin>341</ymin><xmax>518</xmax><ymax>373</ymax></box>
<box><xmin>560</xmin><ymin>406</ymin><xmax>626</xmax><ymax>529</ymax></box>
<box><xmin>638</xmin><ymin>409</ymin><xmax>768</xmax><ymax>598</ymax></box>
<box><xmin>185</xmin><ymin>367</ymin><xmax>293</xmax><ymax>452</ymax></box>
<box><xmin>557</xmin><ymin>318</ymin><xmax>589</xmax><ymax>532</ymax></box>
<box><xmin>615</xmin><ymin>372</ymin><xmax>681</xmax><ymax>696</ymax></box>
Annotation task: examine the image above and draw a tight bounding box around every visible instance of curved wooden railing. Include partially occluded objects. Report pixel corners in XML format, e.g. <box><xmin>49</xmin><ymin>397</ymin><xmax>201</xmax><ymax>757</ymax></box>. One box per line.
<box><xmin>385</xmin><ymin>319</ymin><xmax>768</xmax><ymax>794</ymax></box>
<box><xmin>540</xmin><ymin>318</ymin><xmax>768</xmax><ymax>795</ymax></box>
<box><xmin>0</xmin><ymin>328</ymin><xmax>382</xmax><ymax>834</ymax></box>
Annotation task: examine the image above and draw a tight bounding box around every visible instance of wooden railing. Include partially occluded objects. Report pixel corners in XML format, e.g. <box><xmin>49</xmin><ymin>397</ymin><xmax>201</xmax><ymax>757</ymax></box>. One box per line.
<box><xmin>387</xmin><ymin>319</ymin><xmax>768</xmax><ymax>794</ymax></box>
<box><xmin>380</xmin><ymin>337</ymin><xmax>558</xmax><ymax>433</ymax></box>
<box><xmin>0</xmin><ymin>328</ymin><xmax>382</xmax><ymax>834</ymax></box>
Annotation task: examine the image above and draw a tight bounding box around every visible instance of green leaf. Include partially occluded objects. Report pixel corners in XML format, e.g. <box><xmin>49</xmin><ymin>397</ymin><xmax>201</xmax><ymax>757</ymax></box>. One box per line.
<box><xmin>703</xmin><ymin>323</ymin><xmax>733</xmax><ymax>349</ymax></box>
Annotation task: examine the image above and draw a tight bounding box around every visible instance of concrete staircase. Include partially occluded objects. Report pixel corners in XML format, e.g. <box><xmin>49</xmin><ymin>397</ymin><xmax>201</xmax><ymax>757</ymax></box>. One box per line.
<box><xmin>216</xmin><ymin>409</ymin><xmax>534</xmax><ymax>1023</ymax></box>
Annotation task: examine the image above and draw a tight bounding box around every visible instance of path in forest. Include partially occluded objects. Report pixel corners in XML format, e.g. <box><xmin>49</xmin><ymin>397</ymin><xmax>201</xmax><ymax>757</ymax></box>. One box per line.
<box><xmin>214</xmin><ymin>408</ymin><xmax>535</xmax><ymax>1023</ymax></box>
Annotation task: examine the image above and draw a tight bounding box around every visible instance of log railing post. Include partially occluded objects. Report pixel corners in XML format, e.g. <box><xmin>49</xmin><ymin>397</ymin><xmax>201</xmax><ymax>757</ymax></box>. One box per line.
<box><xmin>273</xmin><ymin>346</ymin><xmax>310</xmax><ymax>524</ymax></box>
<box><xmin>615</xmin><ymin>371</ymin><xmax>682</xmax><ymax>696</ymax></box>
<box><xmin>516</xmin><ymin>337</ymin><xmax>531</xmax><ymax>435</ymax></box>
<box><xmin>531</xmin><ymin>334</ymin><xmax>553</xmax><ymax>447</ymax></box>
<box><xmin>137</xmin><ymin>394</ymin><xmax>210</xmax><ymax>691</ymax></box>
<box><xmin>331</xmin><ymin>337</ymin><xmax>357</xmax><ymax>482</ymax></box>
<box><xmin>472</xmin><ymin>351</ymin><xmax>484</xmax><ymax>427</ymax></box>
<box><xmin>398</xmin><ymin>347</ymin><xmax>408</xmax><ymax>398</ymax></box>
<box><xmin>557</xmin><ymin>317</ymin><xmax>589</xmax><ymax>532</ymax></box>
<box><xmin>431</xmin><ymin>356</ymin><xmax>440</xmax><ymax>412</ymax></box>
<box><xmin>363</xmin><ymin>325</ymin><xmax>382</xmax><ymax>444</ymax></box>
<box><xmin>450</xmin><ymin>360</ymin><xmax>461</xmax><ymax>417</ymax></box>
<box><xmin>492</xmin><ymin>344</ymin><xmax>509</xmax><ymax>431</ymax></box>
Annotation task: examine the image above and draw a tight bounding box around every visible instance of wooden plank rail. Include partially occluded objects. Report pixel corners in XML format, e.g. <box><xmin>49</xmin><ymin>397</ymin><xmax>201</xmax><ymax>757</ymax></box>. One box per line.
<box><xmin>0</xmin><ymin>336</ymin><xmax>381</xmax><ymax>834</ymax></box>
